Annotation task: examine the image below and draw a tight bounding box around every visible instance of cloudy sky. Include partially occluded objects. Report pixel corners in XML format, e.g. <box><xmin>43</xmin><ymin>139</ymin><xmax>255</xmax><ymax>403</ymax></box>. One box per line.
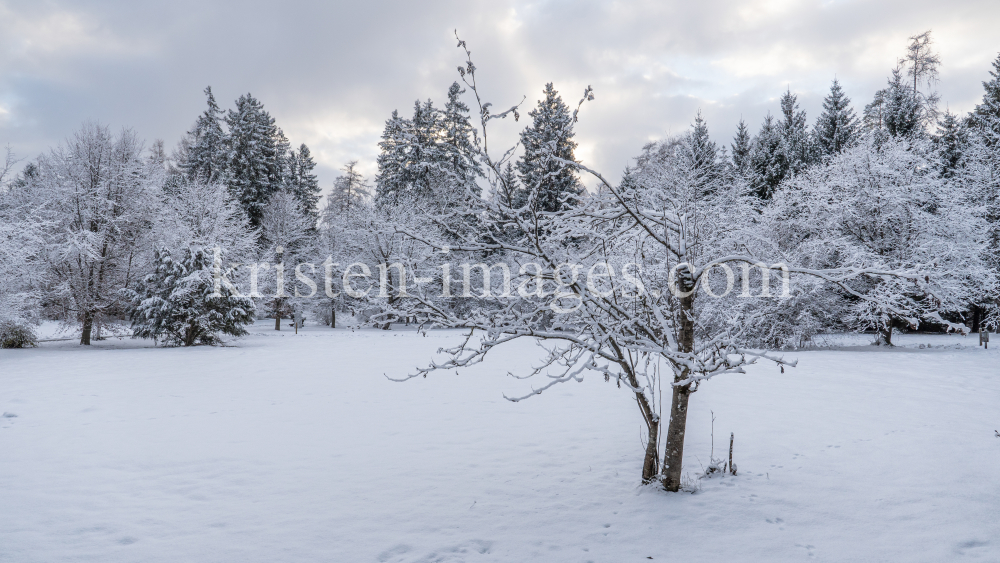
<box><xmin>1</xmin><ymin>0</ymin><xmax>999</xmax><ymax>195</ymax></box>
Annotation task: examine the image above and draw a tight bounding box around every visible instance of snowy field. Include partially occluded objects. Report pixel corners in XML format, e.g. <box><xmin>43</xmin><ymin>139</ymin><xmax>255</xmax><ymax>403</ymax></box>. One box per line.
<box><xmin>1</xmin><ymin>322</ymin><xmax>998</xmax><ymax>562</ymax></box>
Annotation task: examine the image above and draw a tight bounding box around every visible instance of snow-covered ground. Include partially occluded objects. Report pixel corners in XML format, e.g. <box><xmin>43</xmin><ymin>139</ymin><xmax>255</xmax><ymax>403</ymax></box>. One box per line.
<box><xmin>1</xmin><ymin>322</ymin><xmax>998</xmax><ymax>562</ymax></box>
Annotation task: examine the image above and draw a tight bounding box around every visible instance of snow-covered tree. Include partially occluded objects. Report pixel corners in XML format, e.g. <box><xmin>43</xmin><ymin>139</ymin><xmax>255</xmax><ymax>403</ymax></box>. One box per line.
<box><xmin>287</xmin><ymin>143</ymin><xmax>321</xmax><ymax>223</ymax></box>
<box><xmin>865</xmin><ymin>68</ymin><xmax>923</xmax><ymax>139</ymax></box>
<box><xmin>325</xmin><ymin>160</ymin><xmax>371</xmax><ymax>219</ymax></box>
<box><xmin>770</xmin><ymin>135</ymin><xmax>989</xmax><ymax>345</ymax></box>
<box><xmin>258</xmin><ymin>189</ymin><xmax>316</xmax><ymax>330</ymax></box>
<box><xmin>747</xmin><ymin>114</ymin><xmax>786</xmax><ymax>199</ymax></box>
<box><xmin>689</xmin><ymin>111</ymin><xmax>726</xmax><ymax>190</ymax></box>
<box><xmin>0</xmin><ymin>148</ymin><xmax>45</xmax><ymax>347</ymax></box>
<box><xmin>956</xmin><ymin>127</ymin><xmax>1000</xmax><ymax>330</ymax></box>
<box><xmin>374</xmin><ymin>83</ymin><xmax>481</xmax><ymax>214</ymax></box>
<box><xmin>226</xmin><ymin>93</ymin><xmax>283</xmax><ymax>229</ymax></box>
<box><xmin>967</xmin><ymin>53</ymin><xmax>1000</xmax><ymax>134</ymax></box>
<box><xmin>375</xmin><ymin>101</ymin><xmax>444</xmax><ymax>206</ymax></box>
<box><xmin>516</xmin><ymin>83</ymin><xmax>584</xmax><ymax>212</ymax></box>
<box><xmin>32</xmin><ymin>123</ymin><xmax>160</xmax><ymax>345</ymax></box>
<box><xmin>933</xmin><ymin>110</ymin><xmax>967</xmax><ymax>179</ymax></box>
<box><xmin>778</xmin><ymin>89</ymin><xmax>815</xmax><ymax>173</ymax></box>
<box><xmin>900</xmin><ymin>30</ymin><xmax>941</xmax><ymax>129</ymax></box>
<box><xmin>177</xmin><ymin>86</ymin><xmax>228</xmax><ymax>184</ymax></box>
<box><xmin>814</xmin><ymin>79</ymin><xmax>859</xmax><ymax>158</ymax></box>
<box><xmin>130</xmin><ymin>245</ymin><xmax>255</xmax><ymax>346</ymax></box>
<box><xmin>320</xmin><ymin>162</ymin><xmax>374</xmax><ymax>333</ymax></box>
<box><xmin>157</xmin><ymin>177</ymin><xmax>257</xmax><ymax>261</ymax></box>
<box><xmin>731</xmin><ymin>118</ymin><xmax>752</xmax><ymax>173</ymax></box>
<box><xmin>439</xmin><ymin>82</ymin><xmax>482</xmax><ymax>202</ymax></box>
<box><xmin>384</xmin><ymin>38</ymin><xmax>940</xmax><ymax>491</ymax></box>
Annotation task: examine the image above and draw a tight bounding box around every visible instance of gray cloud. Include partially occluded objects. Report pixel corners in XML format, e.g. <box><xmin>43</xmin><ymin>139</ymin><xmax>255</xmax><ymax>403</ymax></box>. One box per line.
<box><xmin>1</xmin><ymin>0</ymin><xmax>998</xmax><ymax>194</ymax></box>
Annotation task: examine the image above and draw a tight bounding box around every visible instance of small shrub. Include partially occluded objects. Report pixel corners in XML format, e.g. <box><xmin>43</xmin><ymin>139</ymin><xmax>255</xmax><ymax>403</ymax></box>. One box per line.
<box><xmin>0</xmin><ymin>321</ymin><xmax>37</xmax><ymax>348</ymax></box>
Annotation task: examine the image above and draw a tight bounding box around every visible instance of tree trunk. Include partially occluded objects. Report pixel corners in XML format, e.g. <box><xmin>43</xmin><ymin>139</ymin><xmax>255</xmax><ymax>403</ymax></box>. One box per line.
<box><xmin>662</xmin><ymin>383</ymin><xmax>691</xmax><ymax>491</ymax></box>
<box><xmin>662</xmin><ymin>290</ymin><xmax>695</xmax><ymax>492</ymax></box>
<box><xmin>331</xmin><ymin>307</ymin><xmax>336</xmax><ymax>329</ymax></box>
<box><xmin>80</xmin><ymin>312</ymin><xmax>93</xmax><ymax>346</ymax></box>
<box><xmin>875</xmin><ymin>323</ymin><xmax>893</xmax><ymax>346</ymax></box>
<box><xmin>641</xmin><ymin>411</ymin><xmax>660</xmax><ymax>483</ymax></box>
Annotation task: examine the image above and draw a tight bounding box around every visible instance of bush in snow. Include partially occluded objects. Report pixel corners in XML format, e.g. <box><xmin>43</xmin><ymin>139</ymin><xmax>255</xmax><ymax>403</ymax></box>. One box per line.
<box><xmin>0</xmin><ymin>320</ymin><xmax>36</xmax><ymax>349</ymax></box>
<box><xmin>130</xmin><ymin>245</ymin><xmax>255</xmax><ymax>346</ymax></box>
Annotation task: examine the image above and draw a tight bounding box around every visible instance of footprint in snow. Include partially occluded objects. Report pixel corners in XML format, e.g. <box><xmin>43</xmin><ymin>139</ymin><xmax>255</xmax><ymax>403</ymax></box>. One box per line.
<box><xmin>794</xmin><ymin>543</ymin><xmax>816</xmax><ymax>557</ymax></box>
<box><xmin>954</xmin><ymin>539</ymin><xmax>989</xmax><ymax>555</ymax></box>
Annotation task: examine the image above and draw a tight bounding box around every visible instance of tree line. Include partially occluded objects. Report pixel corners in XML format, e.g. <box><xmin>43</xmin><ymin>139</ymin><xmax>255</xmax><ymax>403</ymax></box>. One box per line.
<box><xmin>1</xmin><ymin>30</ymin><xmax>998</xmax><ymax>489</ymax></box>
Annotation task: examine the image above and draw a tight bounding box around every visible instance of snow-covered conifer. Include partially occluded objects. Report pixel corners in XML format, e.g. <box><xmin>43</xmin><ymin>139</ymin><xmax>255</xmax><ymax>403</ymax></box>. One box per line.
<box><xmin>747</xmin><ymin>114</ymin><xmax>787</xmax><ymax>199</ymax></box>
<box><xmin>374</xmin><ymin>110</ymin><xmax>411</xmax><ymax>206</ymax></box>
<box><xmin>516</xmin><ymin>83</ymin><xmax>583</xmax><ymax>212</ymax></box>
<box><xmin>814</xmin><ymin>79</ymin><xmax>859</xmax><ymax>158</ymax></box>
<box><xmin>967</xmin><ymin>52</ymin><xmax>1000</xmax><ymax>147</ymax></box>
<box><xmin>287</xmin><ymin>144</ymin><xmax>321</xmax><ymax>222</ymax></box>
<box><xmin>731</xmin><ymin>118</ymin><xmax>752</xmax><ymax>173</ymax></box>
<box><xmin>865</xmin><ymin>69</ymin><xmax>923</xmax><ymax>139</ymax></box>
<box><xmin>778</xmin><ymin>89</ymin><xmax>814</xmax><ymax>173</ymax></box>
<box><xmin>178</xmin><ymin>87</ymin><xmax>228</xmax><ymax>184</ymax></box>
<box><xmin>130</xmin><ymin>245</ymin><xmax>254</xmax><ymax>346</ymax></box>
<box><xmin>439</xmin><ymin>82</ymin><xmax>482</xmax><ymax>201</ymax></box>
<box><xmin>933</xmin><ymin>110</ymin><xmax>967</xmax><ymax>178</ymax></box>
<box><xmin>226</xmin><ymin>94</ymin><xmax>282</xmax><ymax>229</ymax></box>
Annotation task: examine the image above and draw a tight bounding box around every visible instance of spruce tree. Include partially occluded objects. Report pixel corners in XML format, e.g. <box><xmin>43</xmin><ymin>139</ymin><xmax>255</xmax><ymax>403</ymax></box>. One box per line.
<box><xmin>496</xmin><ymin>161</ymin><xmax>520</xmax><ymax>207</ymax></box>
<box><xmin>865</xmin><ymin>68</ymin><xmax>922</xmax><ymax>139</ymax></box>
<box><xmin>968</xmin><ymin>53</ymin><xmax>1000</xmax><ymax>144</ymax></box>
<box><xmin>933</xmin><ymin>110</ymin><xmax>967</xmax><ymax>178</ymax></box>
<box><xmin>439</xmin><ymin>82</ymin><xmax>482</xmax><ymax>201</ymax></box>
<box><xmin>690</xmin><ymin>111</ymin><xmax>719</xmax><ymax>172</ymax></box>
<box><xmin>409</xmin><ymin>99</ymin><xmax>445</xmax><ymax>201</ymax></box>
<box><xmin>731</xmin><ymin>118</ymin><xmax>751</xmax><ymax>173</ymax></box>
<box><xmin>688</xmin><ymin>111</ymin><xmax>724</xmax><ymax>196</ymax></box>
<box><xmin>374</xmin><ymin>102</ymin><xmax>444</xmax><ymax>206</ymax></box>
<box><xmin>274</xmin><ymin>128</ymin><xmax>292</xmax><ymax>186</ymax></box>
<box><xmin>130</xmin><ymin>245</ymin><xmax>255</xmax><ymax>346</ymax></box>
<box><xmin>375</xmin><ymin>85</ymin><xmax>482</xmax><ymax>210</ymax></box>
<box><xmin>778</xmin><ymin>88</ymin><xmax>813</xmax><ymax>173</ymax></box>
<box><xmin>225</xmin><ymin>93</ymin><xmax>282</xmax><ymax>228</ymax></box>
<box><xmin>814</xmin><ymin>79</ymin><xmax>859</xmax><ymax>158</ymax></box>
<box><xmin>374</xmin><ymin>109</ymin><xmax>411</xmax><ymax>206</ymax></box>
<box><xmin>516</xmin><ymin>83</ymin><xmax>583</xmax><ymax>212</ymax></box>
<box><xmin>287</xmin><ymin>144</ymin><xmax>321</xmax><ymax>221</ymax></box>
<box><xmin>747</xmin><ymin>114</ymin><xmax>787</xmax><ymax>199</ymax></box>
<box><xmin>179</xmin><ymin>87</ymin><xmax>228</xmax><ymax>184</ymax></box>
